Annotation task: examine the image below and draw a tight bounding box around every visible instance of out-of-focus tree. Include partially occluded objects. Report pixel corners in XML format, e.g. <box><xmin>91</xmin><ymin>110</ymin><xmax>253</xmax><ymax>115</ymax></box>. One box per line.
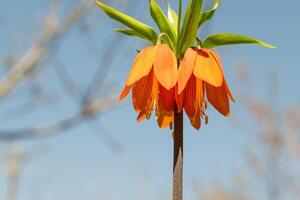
<box><xmin>4</xmin><ymin>146</ymin><xmax>48</xmax><ymax>200</ymax></box>
<box><xmin>236</xmin><ymin>65</ymin><xmax>300</xmax><ymax>200</ymax></box>
<box><xmin>0</xmin><ymin>0</ymin><xmax>134</xmax><ymax>146</ymax></box>
<box><xmin>0</xmin><ymin>0</ymin><xmax>141</xmax><ymax>198</ymax></box>
<box><xmin>194</xmin><ymin>65</ymin><xmax>300</xmax><ymax>200</ymax></box>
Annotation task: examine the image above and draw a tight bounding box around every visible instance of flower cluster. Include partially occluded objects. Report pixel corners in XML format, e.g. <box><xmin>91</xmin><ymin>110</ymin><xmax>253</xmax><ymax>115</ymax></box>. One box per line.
<box><xmin>120</xmin><ymin>44</ymin><xmax>234</xmax><ymax>129</ymax></box>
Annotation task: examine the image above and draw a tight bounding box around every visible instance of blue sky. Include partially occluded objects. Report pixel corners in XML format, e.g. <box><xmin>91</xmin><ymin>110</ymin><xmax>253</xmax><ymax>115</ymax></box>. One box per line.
<box><xmin>0</xmin><ymin>0</ymin><xmax>299</xmax><ymax>199</ymax></box>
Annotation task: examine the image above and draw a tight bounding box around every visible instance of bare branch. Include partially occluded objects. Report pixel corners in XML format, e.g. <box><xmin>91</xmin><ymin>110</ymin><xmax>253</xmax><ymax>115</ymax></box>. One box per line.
<box><xmin>0</xmin><ymin>0</ymin><xmax>95</xmax><ymax>98</ymax></box>
<box><xmin>0</xmin><ymin>94</ymin><xmax>117</xmax><ymax>141</ymax></box>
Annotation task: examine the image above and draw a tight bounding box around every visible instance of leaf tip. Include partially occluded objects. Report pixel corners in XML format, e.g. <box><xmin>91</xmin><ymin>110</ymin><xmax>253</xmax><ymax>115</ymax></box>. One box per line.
<box><xmin>96</xmin><ymin>0</ymin><xmax>103</xmax><ymax>7</ymax></box>
<box><xmin>260</xmin><ymin>41</ymin><xmax>276</xmax><ymax>49</ymax></box>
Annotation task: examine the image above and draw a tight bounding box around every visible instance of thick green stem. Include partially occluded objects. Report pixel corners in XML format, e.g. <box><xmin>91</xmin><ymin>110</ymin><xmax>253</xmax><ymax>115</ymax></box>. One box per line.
<box><xmin>173</xmin><ymin>110</ymin><xmax>183</xmax><ymax>200</ymax></box>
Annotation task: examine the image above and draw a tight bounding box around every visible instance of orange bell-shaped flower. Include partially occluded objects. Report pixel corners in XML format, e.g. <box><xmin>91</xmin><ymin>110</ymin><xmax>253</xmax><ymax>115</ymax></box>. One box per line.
<box><xmin>119</xmin><ymin>44</ymin><xmax>178</xmax><ymax>128</ymax></box>
<box><xmin>177</xmin><ymin>48</ymin><xmax>235</xmax><ymax>130</ymax></box>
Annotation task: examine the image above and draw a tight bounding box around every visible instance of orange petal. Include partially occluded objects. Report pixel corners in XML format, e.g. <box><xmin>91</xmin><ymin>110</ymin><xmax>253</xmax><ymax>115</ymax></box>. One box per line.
<box><xmin>183</xmin><ymin>75</ymin><xmax>196</xmax><ymax>118</ymax></box>
<box><xmin>119</xmin><ymin>85</ymin><xmax>132</xmax><ymax>100</ymax></box>
<box><xmin>158</xmin><ymin>84</ymin><xmax>175</xmax><ymax>111</ymax></box>
<box><xmin>175</xmin><ymin>84</ymin><xmax>183</xmax><ymax>113</ymax></box>
<box><xmin>191</xmin><ymin>106</ymin><xmax>201</xmax><ymax>130</ymax></box>
<box><xmin>178</xmin><ymin>48</ymin><xmax>197</xmax><ymax>94</ymax></box>
<box><xmin>224</xmin><ymin>80</ymin><xmax>235</xmax><ymax>103</ymax></box>
<box><xmin>126</xmin><ymin>46</ymin><xmax>155</xmax><ymax>85</ymax></box>
<box><xmin>137</xmin><ymin>109</ymin><xmax>152</xmax><ymax>122</ymax></box>
<box><xmin>209</xmin><ymin>49</ymin><xmax>235</xmax><ymax>103</ymax></box>
<box><xmin>154</xmin><ymin>44</ymin><xmax>178</xmax><ymax>90</ymax></box>
<box><xmin>156</xmin><ymin>104</ymin><xmax>174</xmax><ymax>129</ymax></box>
<box><xmin>137</xmin><ymin>110</ymin><xmax>146</xmax><ymax>122</ymax></box>
<box><xmin>195</xmin><ymin>79</ymin><xmax>204</xmax><ymax>107</ymax></box>
<box><xmin>205</xmin><ymin>82</ymin><xmax>230</xmax><ymax>116</ymax></box>
<box><xmin>132</xmin><ymin>70</ymin><xmax>154</xmax><ymax>112</ymax></box>
<box><xmin>193</xmin><ymin>49</ymin><xmax>223</xmax><ymax>87</ymax></box>
<box><xmin>208</xmin><ymin>49</ymin><xmax>223</xmax><ymax>71</ymax></box>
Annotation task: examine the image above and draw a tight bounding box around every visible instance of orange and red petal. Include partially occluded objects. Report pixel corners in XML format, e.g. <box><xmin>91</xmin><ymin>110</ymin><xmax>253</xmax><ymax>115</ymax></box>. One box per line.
<box><xmin>191</xmin><ymin>106</ymin><xmax>201</xmax><ymax>130</ymax></box>
<box><xmin>224</xmin><ymin>80</ymin><xmax>235</xmax><ymax>103</ymax></box>
<box><xmin>208</xmin><ymin>49</ymin><xmax>235</xmax><ymax>103</ymax></box>
<box><xmin>156</xmin><ymin>104</ymin><xmax>174</xmax><ymax>129</ymax></box>
<box><xmin>205</xmin><ymin>82</ymin><xmax>230</xmax><ymax>116</ymax></box>
<box><xmin>154</xmin><ymin>44</ymin><xmax>178</xmax><ymax>90</ymax></box>
<box><xmin>126</xmin><ymin>46</ymin><xmax>155</xmax><ymax>86</ymax></box>
<box><xmin>193</xmin><ymin>48</ymin><xmax>223</xmax><ymax>87</ymax></box>
<box><xmin>119</xmin><ymin>85</ymin><xmax>132</xmax><ymax>100</ymax></box>
<box><xmin>195</xmin><ymin>79</ymin><xmax>204</xmax><ymax>106</ymax></box>
<box><xmin>132</xmin><ymin>70</ymin><xmax>154</xmax><ymax>112</ymax></box>
<box><xmin>158</xmin><ymin>84</ymin><xmax>175</xmax><ymax>111</ymax></box>
<box><xmin>178</xmin><ymin>48</ymin><xmax>197</xmax><ymax>94</ymax></box>
<box><xmin>175</xmin><ymin>84</ymin><xmax>183</xmax><ymax>113</ymax></box>
<box><xmin>183</xmin><ymin>75</ymin><xmax>197</xmax><ymax>118</ymax></box>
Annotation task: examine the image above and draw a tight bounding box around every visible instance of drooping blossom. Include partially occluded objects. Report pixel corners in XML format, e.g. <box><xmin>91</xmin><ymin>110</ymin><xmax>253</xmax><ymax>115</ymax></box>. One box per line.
<box><xmin>177</xmin><ymin>48</ymin><xmax>235</xmax><ymax>129</ymax></box>
<box><xmin>119</xmin><ymin>44</ymin><xmax>180</xmax><ymax>128</ymax></box>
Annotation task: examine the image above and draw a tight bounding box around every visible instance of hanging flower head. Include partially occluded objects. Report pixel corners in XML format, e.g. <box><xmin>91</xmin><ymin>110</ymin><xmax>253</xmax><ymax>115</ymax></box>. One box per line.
<box><xmin>97</xmin><ymin>0</ymin><xmax>275</xmax><ymax>130</ymax></box>
<box><xmin>177</xmin><ymin>47</ymin><xmax>235</xmax><ymax>129</ymax></box>
<box><xmin>119</xmin><ymin>44</ymin><xmax>178</xmax><ymax>128</ymax></box>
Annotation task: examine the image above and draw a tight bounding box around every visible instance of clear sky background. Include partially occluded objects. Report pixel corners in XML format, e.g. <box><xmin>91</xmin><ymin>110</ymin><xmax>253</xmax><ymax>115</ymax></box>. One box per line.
<box><xmin>0</xmin><ymin>0</ymin><xmax>299</xmax><ymax>200</ymax></box>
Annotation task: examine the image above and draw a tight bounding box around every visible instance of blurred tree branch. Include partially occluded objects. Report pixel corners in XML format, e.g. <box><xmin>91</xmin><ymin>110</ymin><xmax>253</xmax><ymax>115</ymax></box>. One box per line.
<box><xmin>0</xmin><ymin>0</ymin><xmax>95</xmax><ymax>98</ymax></box>
<box><xmin>0</xmin><ymin>0</ymin><xmax>136</xmax><ymax>152</ymax></box>
<box><xmin>0</xmin><ymin>94</ymin><xmax>117</xmax><ymax>141</ymax></box>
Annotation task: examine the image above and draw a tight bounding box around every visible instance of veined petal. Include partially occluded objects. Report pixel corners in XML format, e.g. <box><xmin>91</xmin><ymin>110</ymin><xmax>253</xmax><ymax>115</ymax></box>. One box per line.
<box><xmin>195</xmin><ymin>79</ymin><xmax>204</xmax><ymax>106</ymax></box>
<box><xmin>209</xmin><ymin>49</ymin><xmax>235</xmax><ymax>103</ymax></box>
<box><xmin>178</xmin><ymin>48</ymin><xmax>197</xmax><ymax>94</ymax></box>
<box><xmin>193</xmin><ymin>48</ymin><xmax>223</xmax><ymax>87</ymax></box>
<box><xmin>137</xmin><ymin>110</ymin><xmax>147</xmax><ymax>122</ymax></box>
<box><xmin>137</xmin><ymin>108</ymin><xmax>152</xmax><ymax>122</ymax></box>
<box><xmin>132</xmin><ymin>70</ymin><xmax>154</xmax><ymax>112</ymax></box>
<box><xmin>151</xmin><ymin>74</ymin><xmax>159</xmax><ymax>106</ymax></box>
<box><xmin>191</xmin><ymin>106</ymin><xmax>201</xmax><ymax>130</ymax></box>
<box><xmin>183</xmin><ymin>75</ymin><xmax>196</xmax><ymax>118</ymax></box>
<box><xmin>158</xmin><ymin>84</ymin><xmax>175</xmax><ymax>111</ymax></box>
<box><xmin>188</xmin><ymin>78</ymin><xmax>203</xmax><ymax>130</ymax></box>
<box><xmin>156</xmin><ymin>103</ymin><xmax>174</xmax><ymax>128</ymax></box>
<box><xmin>205</xmin><ymin>81</ymin><xmax>230</xmax><ymax>116</ymax></box>
<box><xmin>175</xmin><ymin>84</ymin><xmax>183</xmax><ymax>113</ymax></box>
<box><xmin>208</xmin><ymin>49</ymin><xmax>222</xmax><ymax>71</ymax></box>
<box><xmin>119</xmin><ymin>85</ymin><xmax>132</xmax><ymax>100</ymax></box>
<box><xmin>126</xmin><ymin>46</ymin><xmax>155</xmax><ymax>85</ymax></box>
<box><xmin>154</xmin><ymin>44</ymin><xmax>177</xmax><ymax>90</ymax></box>
<box><xmin>224</xmin><ymin>80</ymin><xmax>235</xmax><ymax>103</ymax></box>
<box><xmin>136</xmin><ymin>73</ymin><xmax>159</xmax><ymax>122</ymax></box>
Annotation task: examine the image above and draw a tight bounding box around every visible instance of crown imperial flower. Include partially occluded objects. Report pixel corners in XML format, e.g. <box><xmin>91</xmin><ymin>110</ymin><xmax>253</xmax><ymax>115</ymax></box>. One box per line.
<box><xmin>177</xmin><ymin>48</ymin><xmax>235</xmax><ymax>129</ymax></box>
<box><xmin>96</xmin><ymin>0</ymin><xmax>274</xmax><ymax>130</ymax></box>
<box><xmin>119</xmin><ymin>44</ymin><xmax>178</xmax><ymax>128</ymax></box>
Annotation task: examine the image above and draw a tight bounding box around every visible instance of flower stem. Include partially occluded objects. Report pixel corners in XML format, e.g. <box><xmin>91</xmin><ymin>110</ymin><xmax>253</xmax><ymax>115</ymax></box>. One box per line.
<box><xmin>173</xmin><ymin>109</ymin><xmax>183</xmax><ymax>200</ymax></box>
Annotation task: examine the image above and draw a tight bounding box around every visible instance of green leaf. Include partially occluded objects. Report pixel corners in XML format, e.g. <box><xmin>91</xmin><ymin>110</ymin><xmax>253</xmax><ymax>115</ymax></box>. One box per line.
<box><xmin>198</xmin><ymin>0</ymin><xmax>220</xmax><ymax>27</ymax></box>
<box><xmin>178</xmin><ymin>0</ymin><xmax>203</xmax><ymax>56</ymax></box>
<box><xmin>149</xmin><ymin>0</ymin><xmax>176</xmax><ymax>46</ymax></box>
<box><xmin>166</xmin><ymin>0</ymin><xmax>178</xmax><ymax>33</ymax></box>
<box><xmin>202</xmin><ymin>33</ymin><xmax>276</xmax><ymax>49</ymax></box>
<box><xmin>114</xmin><ymin>29</ymin><xmax>153</xmax><ymax>43</ymax></box>
<box><xmin>96</xmin><ymin>1</ymin><xmax>157</xmax><ymax>43</ymax></box>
